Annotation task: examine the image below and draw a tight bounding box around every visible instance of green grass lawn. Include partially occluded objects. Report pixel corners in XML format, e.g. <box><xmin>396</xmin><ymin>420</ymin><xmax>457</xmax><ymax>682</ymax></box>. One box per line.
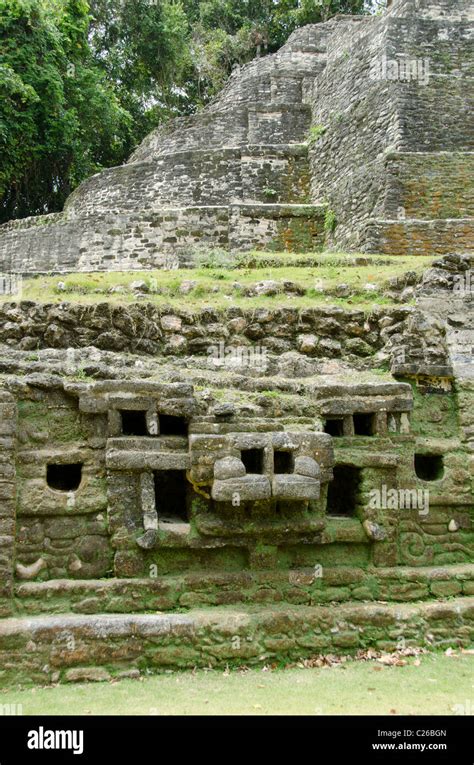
<box><xmin>2</xmin><ymin>653</ymin><xmax>472</xmax><ymax>716</ymax></box>
<box><xmin>5</xmin><ymin>252</ymin><xmax>433</xmax><ymax>310</ymax></box>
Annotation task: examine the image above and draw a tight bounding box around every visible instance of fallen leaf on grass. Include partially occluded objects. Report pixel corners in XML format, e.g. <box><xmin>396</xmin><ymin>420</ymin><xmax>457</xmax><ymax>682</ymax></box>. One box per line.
<box><xmin>377</xmin><ymin>655</ymin><xmax>407</xmax><ymax>666</ymax></box>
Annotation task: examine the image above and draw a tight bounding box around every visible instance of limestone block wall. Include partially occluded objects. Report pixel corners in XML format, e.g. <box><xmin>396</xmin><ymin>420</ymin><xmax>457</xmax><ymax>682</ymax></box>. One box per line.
<box><xmin>396</xmin><ymin>379</ymin><xmax>472</xmax><ymax>567</ymax></box>
<box><xmin>0</xmin><ymin>391</ymin><xmax>17</xmax><ymax>617</ymax></box>
<box><xmin>363</xmin><ymin>218</ymin><xmax>474</xmax><ymax>257</ymax></box>
<box><xmin>390</xmin><ymin>0</ymin><xmax>474</xmax><ymax>21</ymax></box>
<box><xmin>0</xmin><ymin>301</ymin><xmax>391</xmax><ymax>357</ymax></box>
<box><xmin>383</xmin><ymin>153</ymin><xmax>474</xmax><ymax>219</ymax></box>
<box><xmin>64</xmin><ymin>146</ymin><xmax>311</xmax><ymax>215</ymax></box>
<box><xmin>13</xmin><ymin>387</ymin><xmax>111</xmax><ymax>581</ymax></box>
<box><xmin>1</xmin><ymin>597</ymin><xmax>473</xmax><ymax>684</ymax></box>
<box><xmin>0</xmin><ymin>294</ymin><xmax>457</xmax><ymax>373</ymax></box>
<box><xmin>391</xmin><ymin>16</ymin><xmax>473</xmax><ymax>151</ymax></box>
<box><xmin>309</xmin><ymin>0</ymin><xmax>474</xmax><ymax>253</ymax></box>
<box><xmin>412</xmin><ymin>253</ymin><xmax>474</xmax><ymax>380</ymax></box>
<box><xmin>309</xmin><ymin>13</ymin><xmax>399</xmax><ymax>249</ymax></box>
<box><xmin>0</xmin><ymin>203</ymin><xmax>325</xmax><ymax>274</ymax></box>
<box><xmin>11</xmin><ymin>565</ymin><xmax>474</xmax><ymax>618</ymax></box>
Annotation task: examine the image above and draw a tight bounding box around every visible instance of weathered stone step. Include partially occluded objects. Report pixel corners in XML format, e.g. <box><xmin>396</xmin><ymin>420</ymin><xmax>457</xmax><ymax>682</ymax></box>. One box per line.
<box><xmin>1</xmin><ymin>597</ymin><xmax>472</xmax><ymax>684</ymax></box>
<box><xmin>64</xmin><ymin>143</ymin><xmax>311</xmax><ymax>216</ymax></box>
<box><xmin>12</xmin><ymin>564</ymin><xmax>474</xmax><ymax>616</ymax></box>
<box><xmin>129</xmin><ymin>103</ymin><xmax>312</xmax><ymax>161</ymax></box>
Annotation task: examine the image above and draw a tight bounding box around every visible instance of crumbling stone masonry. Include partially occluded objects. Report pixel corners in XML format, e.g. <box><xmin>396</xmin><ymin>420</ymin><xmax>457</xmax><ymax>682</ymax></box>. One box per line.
<box><xmin>0</xmin><ymin>248</ymin><xmax>472</xmax><ymax>681</ymax></box>
<box><xmin>0</xmin><ymin>0</ymin><xmax>472</xmax><ymax>683</ymax></box>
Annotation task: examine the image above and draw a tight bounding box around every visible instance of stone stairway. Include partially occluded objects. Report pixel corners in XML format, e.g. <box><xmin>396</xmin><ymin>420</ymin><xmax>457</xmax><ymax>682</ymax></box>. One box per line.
<box><xmin>1</xmin><ymin>596</ymin><xmax>473</xmax><ymax>684</ymax></box>
<box><xmin>11</xmin><ymin>564</ymin><xmax>474</xmax><ymax>616</ymax></box>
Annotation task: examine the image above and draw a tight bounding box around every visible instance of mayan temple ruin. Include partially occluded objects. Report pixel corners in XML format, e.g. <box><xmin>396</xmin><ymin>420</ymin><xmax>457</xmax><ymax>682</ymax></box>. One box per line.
<box><xmin>0</xmin><ymin>0</ymin><xmax>472</xmax><ymax>684</ymax></box>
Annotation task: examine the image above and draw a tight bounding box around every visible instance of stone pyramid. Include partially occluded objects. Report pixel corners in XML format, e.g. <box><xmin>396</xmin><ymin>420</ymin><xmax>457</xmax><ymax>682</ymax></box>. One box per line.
<box><xmin>0</xmin><ymin>0</ymin><xmax>472</xmax><ymax>274</ymax></box>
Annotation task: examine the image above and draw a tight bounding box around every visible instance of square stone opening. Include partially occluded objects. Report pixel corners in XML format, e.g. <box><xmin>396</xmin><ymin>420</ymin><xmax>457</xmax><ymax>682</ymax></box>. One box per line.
<box><xmin>241</xmin><ymin>448</ymin><xmax>265</xmax><ymax>474</ymax></box>
<box><xmin>154</xmin><ymin>470</ymin><xmax>189</xmax><ymax>523</ymax></box>
<box><xmin>415</xmin><ymin>453</ymin><xmax>444</xmax><ymax>482</ymax></box>
<box><xmin>47</xmin><ymin>463</ymin><xmax>83</xmax><ymax>492</ymax></box>
<box><xmin>324</xmin><ymin>418</ymin><xmax>344</xmax><ymax>437</ymax></box>
<box><xmin>120</xmin><ymin>410</ymin><xmax>148</xmax><ymax>436</ymax></box>
<box><xmin>159</xmin><ymin>415</ymin><xmax>188</xmax><ymax>437</ymax></box>
<box><xmin>353</xmin><ymin>413</ymin><xmax>376</xmax><ymax>436</ymax></box>
<box><xmin>327</xmin><ymin>465</ymin><xmax>360</xmax><ymax>517</ymax></box>
<box><xmin>273</xmin><ymin>450</ymin><xmax>293</xmax><ymax>474</ymax></box>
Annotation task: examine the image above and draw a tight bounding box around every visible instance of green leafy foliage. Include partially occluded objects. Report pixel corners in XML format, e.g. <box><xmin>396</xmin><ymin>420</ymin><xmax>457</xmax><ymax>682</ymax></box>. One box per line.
<box><xmin>324</xmin><ymin>208</ymin><xmax>337</xmax><ymax>233</ymax></box>
<box><xmin>0</xmin><ymin>0</ymin><xmax>131</xmax><ymax>222</ymax></box>
<box><xmin>308</xmin><ymin>124</ymin><xmax>327</xmax><ymax>145</ymax></box>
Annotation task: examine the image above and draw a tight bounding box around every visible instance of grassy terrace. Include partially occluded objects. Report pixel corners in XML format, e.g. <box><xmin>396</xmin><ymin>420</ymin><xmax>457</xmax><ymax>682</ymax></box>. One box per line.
<box><xmin>6</xmin><ymin>252</ymin><xmax>434</xmax><ymax>310</ymax></box>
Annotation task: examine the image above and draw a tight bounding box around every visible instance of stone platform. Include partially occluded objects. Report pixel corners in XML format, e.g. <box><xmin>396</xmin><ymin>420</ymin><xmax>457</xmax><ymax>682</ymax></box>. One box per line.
<box><xmin>11</xmin><ymin>565</ymin><xmax>474</xmax><ymax>616</ymax></box>
<box><xmin>0</xmin><ymin>597</ymin><xmax>472</xmax><ymax>685</ymax></box>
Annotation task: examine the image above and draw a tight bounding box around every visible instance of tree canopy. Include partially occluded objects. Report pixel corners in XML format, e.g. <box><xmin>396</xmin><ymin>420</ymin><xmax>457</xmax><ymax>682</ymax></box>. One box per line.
<box><xmin>0</xmin><ymin>0</ymin><xmax>366</xmax><ymax>223</ymax></box>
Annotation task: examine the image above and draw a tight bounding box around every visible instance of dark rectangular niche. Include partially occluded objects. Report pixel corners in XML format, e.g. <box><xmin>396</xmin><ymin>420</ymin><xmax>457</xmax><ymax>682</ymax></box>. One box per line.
<box><xmin>353</xmin><ymin>413</ymin><xmax>376</xmax><ymax>436</ymax></box>
<box><xmin>241</xmin><ymin>448</ymin><xmax>265</xmax><ymax>474</ymax></box>
<box><xmin>415</xmin><ymin>453</ymin><xmax>444</xmax><ymax>481</ymax></box>
<box><xmin>120</xmin><ymin>410</ymin><xmax>148</xmax><ymax>436</ymax></box>
<box><xmin>159</xmin><ymin>414</ymin><xmax>188</xmax><ymax>437</ymax></box>
<box><xmin>47</xmin><ymin>463</ymin><xmax>83</xmax><ymax>492</ymax></box>
<box><xmin>273</xmin><ymin>450</ymin><xmax>293</xmax><ymax>474</ymax></box>
<box><xmin>324</xmin><ymin>418</ymin><xmax>344</xmax><ymax>437</ymax></box>
<box><xmin>154</xmin><ymin>470</ymin><xmax>189</xmax><ymax>523</ymax></box>
<box><xmin>326</xmin><ymin>465</ymin><xmax>360</xmax><ymax>517</ymax></box>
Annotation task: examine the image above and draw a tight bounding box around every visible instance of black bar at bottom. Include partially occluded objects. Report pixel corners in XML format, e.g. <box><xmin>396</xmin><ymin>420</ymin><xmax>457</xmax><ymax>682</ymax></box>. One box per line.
<box><xmin>0</xmin><ymin>715</ymin><xmax>471</xmax><ymax>762</ymax></box>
